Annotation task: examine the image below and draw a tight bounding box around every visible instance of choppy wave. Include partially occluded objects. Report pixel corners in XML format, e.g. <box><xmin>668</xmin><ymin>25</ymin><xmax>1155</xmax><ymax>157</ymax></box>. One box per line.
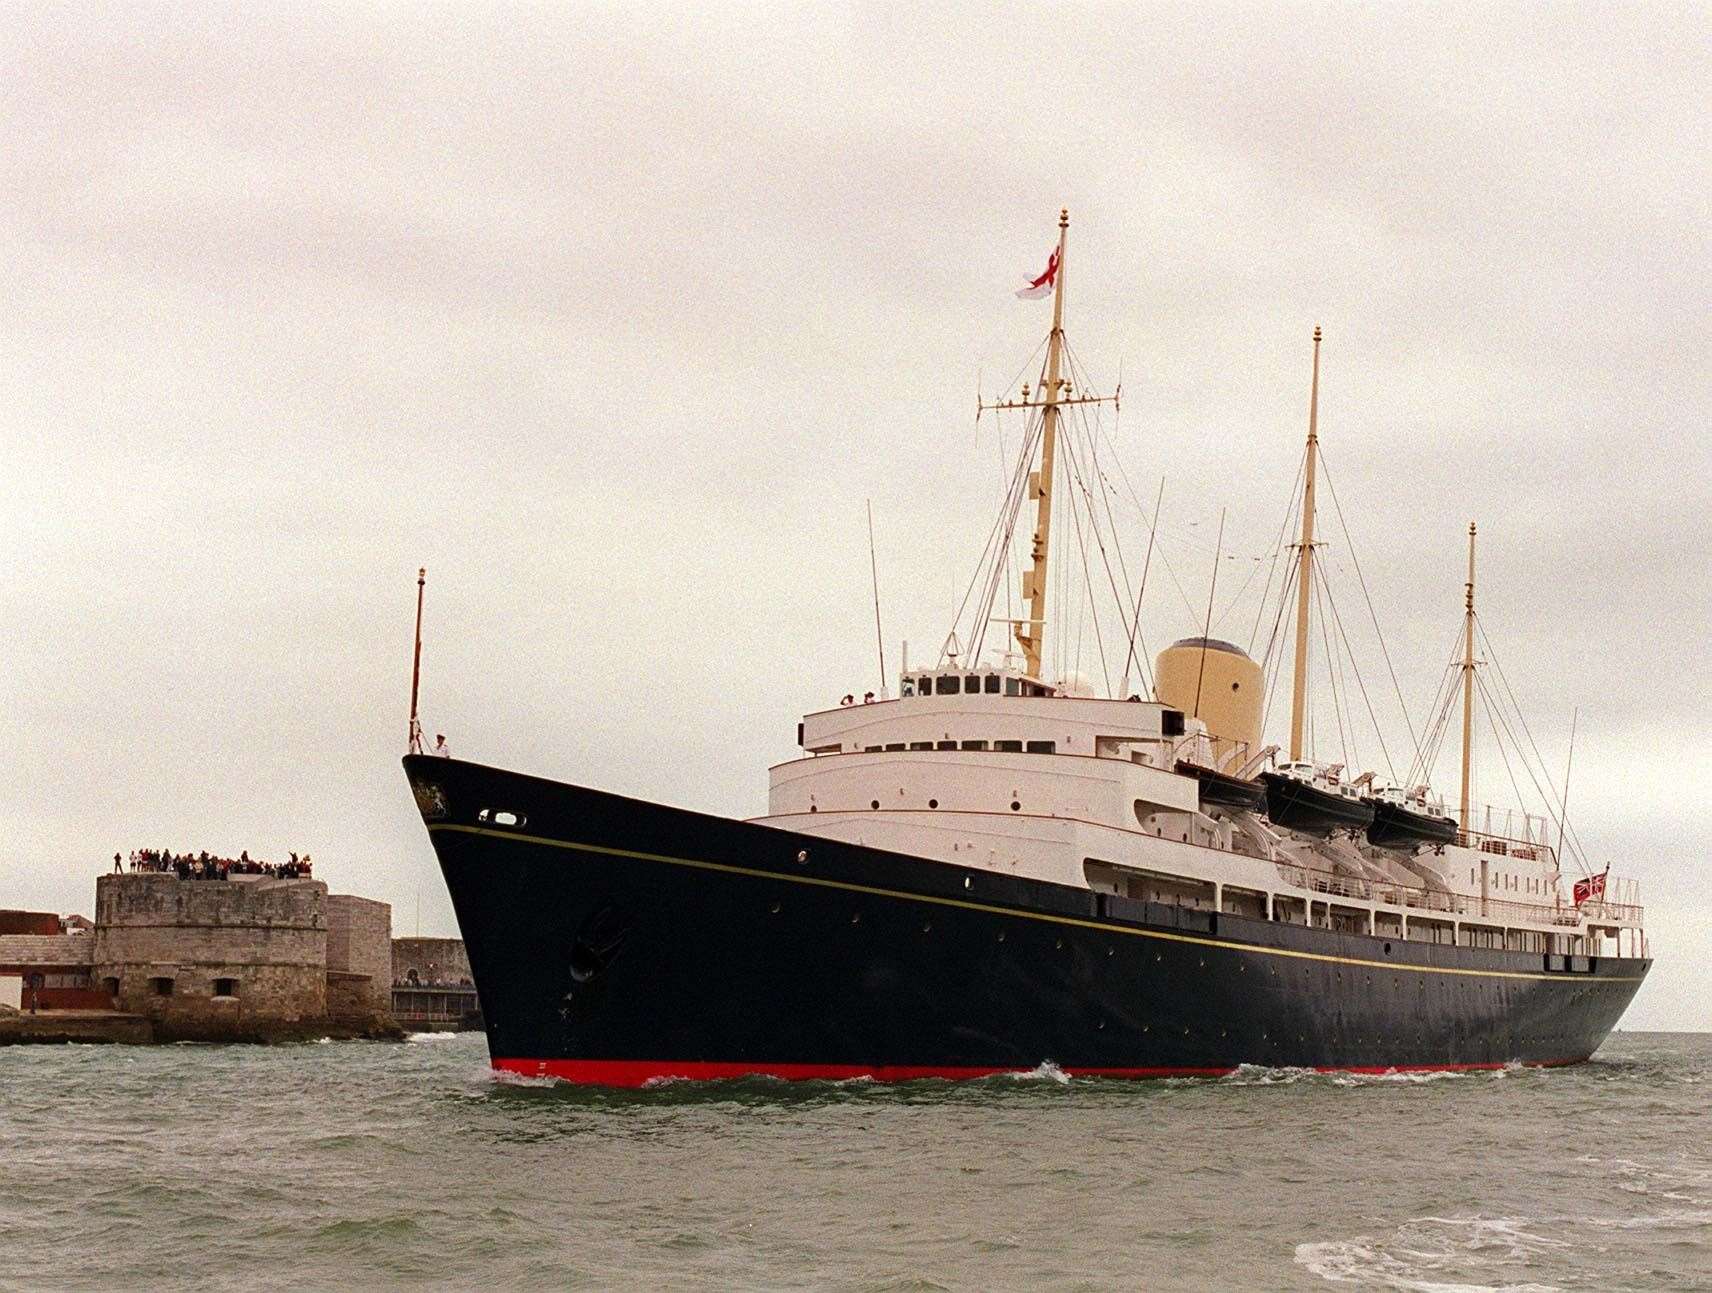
<box><xmin>1</xmin><ymin>1029</ymin><xmax>1706</xmax><ymax>1290</ymax></box>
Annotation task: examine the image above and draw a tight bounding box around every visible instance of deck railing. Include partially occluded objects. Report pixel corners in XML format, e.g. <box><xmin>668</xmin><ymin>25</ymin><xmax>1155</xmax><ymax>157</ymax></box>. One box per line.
<box><xmin>1274</xmin><ymin>862</ymin><xmax>1643</xmax><ymax>927</ymax></box>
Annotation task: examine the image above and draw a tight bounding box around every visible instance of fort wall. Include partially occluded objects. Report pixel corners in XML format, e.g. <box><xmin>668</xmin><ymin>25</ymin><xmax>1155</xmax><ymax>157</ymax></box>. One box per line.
<box><xmin>325</xmin><ymin>894</ymin><xmax>394</xmax><ymax>1028</ymax></box>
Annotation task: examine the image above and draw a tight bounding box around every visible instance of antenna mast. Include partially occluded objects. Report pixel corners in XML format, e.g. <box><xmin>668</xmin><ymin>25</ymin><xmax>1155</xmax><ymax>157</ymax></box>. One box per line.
<box><xmin>1459</xmin><ymin>522</ymin><xmax>1477</xmax><ymax>830</ymax></box>
<box><xmin>1016</xmin><ymin>208</ymin><xmax>1070</xmax><ymax>680</ymax></box>
<box><xmin>408</xmin><ymin>567</ymin><xmax>426</xmax><ymax>755</ymax></box>
<box><xmin>866</xmin><ymin>500</ymin><xmax>887</xmax><ymax>698</ymax></box>
<box><xmin>1287</xmin><ymin>326</ymin><xmax>1322</xmax><ymax>762</ymax></box>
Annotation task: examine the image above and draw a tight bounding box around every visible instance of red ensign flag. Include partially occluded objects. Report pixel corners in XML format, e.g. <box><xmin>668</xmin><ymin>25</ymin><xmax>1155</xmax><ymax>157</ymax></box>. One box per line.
<box><xmin>1572</xmin><ymin>869</ymin><xmax>1608</xmax><ymax>906</ymax></box>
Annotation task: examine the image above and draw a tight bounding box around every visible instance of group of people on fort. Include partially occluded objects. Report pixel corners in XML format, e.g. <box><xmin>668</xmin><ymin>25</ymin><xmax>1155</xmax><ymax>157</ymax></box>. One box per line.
<box><xmin>115</xmin><ymin>849</ymin><xmax>314</xmax><ymax>880</ymax></box>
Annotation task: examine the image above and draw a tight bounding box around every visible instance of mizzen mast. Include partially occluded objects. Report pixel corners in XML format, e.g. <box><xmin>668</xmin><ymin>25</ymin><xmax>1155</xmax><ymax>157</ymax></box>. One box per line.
<box><xmin>1015</xmin><ymin>208</ymin><xmax>1070</xmax><ymax>680</ymax></box>
<box><xmin>1459</xmin><ymin>521</ymin><xmax>1477</xmax><ymax>830</ymax></box>
<box><xmin>1287</xmin><ymin>326</ymin><xmax>1322</xmax><ymax>762</ymax></box>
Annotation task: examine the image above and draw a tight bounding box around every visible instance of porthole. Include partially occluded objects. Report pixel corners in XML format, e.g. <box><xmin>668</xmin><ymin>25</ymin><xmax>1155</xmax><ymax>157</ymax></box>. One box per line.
<box><xmin>851</xmin><ymin>913</ymin><xmax>861</xmax><ymax>925</ymax></box>
<box><xmin>997</xmin><ymin>931</ymin><xmax>1006</xmax><ymax>942</ymax></box>
<box><xmin>928</xmin><ymin>799</ymin><xmax>939</xmax><ymax>809</ymax></box>
<box><xmin>769</xmin><ymin>902</ymin><xmax>781</xmax><ymax>914</ymax></box>
<box><xmin>1055</xmin><ymin>938</ymin><xmax>1064</xmax><ymax>950</ymax></box>
<box><xmin>1010</xmin><ymin>801</ymin><xmax>1021</xmax><ymax>811</ymax></box>
<box><xmin>963</xmin><ymin>876</ymin><xmax>971</xmax><ymax>889</ymax></box>
<box><xmin>871</xmin><ymin>799</ymin><xmax>880</xmax><ymax>810</ymax></box>
<box><xmin>796</xmin><ymin>850</ymin><xmax>809</xmax><ymax>864</ymax></box>
<box><xmin>922</xmin><ymin>922</ymin><xmax>932</xmax><ymax>933</ymax></box>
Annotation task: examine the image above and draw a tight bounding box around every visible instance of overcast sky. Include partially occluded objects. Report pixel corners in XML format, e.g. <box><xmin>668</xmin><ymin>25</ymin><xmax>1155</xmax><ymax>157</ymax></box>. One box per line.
<box><xmin>3</xmin><ymin>4</ymin><xmax>1707</xmax><ymax>1029</ymax></box>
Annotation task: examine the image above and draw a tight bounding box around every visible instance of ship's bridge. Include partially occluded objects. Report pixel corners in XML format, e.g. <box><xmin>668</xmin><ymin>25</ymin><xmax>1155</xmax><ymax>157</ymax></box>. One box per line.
<box><xmin>797</xmin><ymin>667</ymin><xmax>1187</xmax><ymax>760</ymax></box>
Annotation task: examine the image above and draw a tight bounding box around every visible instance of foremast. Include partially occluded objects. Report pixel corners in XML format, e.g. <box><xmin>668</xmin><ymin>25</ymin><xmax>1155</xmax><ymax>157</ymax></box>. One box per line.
<box><xmin>1287</xmin><ymin>327</ymin><xmax>1322</xmax><ymax>761</ymax></box>
<box><xmin>1015</xmin><ymin>208</ymin><xmax>1071</xmax><ymax>680</ymax></box>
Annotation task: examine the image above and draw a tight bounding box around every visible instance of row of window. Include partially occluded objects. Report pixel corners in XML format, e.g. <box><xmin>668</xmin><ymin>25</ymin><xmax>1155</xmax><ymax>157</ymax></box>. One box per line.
<box><xmin>860</xmin><ymin>739</ymin><xmax>1057</xmax><ymax>754</ymax></box>
<box><xmin>1471</xmin><ymin>868</ymin><xmax>1550</xmax><ymax>896</ymax></box>
<box><xmin>901</xmin><ymin>674</ymin><xmax>1053</xmax><ymax>698</ymax></box>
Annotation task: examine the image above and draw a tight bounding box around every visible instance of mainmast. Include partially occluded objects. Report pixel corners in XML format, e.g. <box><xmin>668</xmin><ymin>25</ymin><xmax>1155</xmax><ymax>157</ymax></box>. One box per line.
<box><xmin>1015</xmin><ymin>208</ymin><xmax>1070</xmax><ymax>680</ymax></box>
<box><xmin>1287</xmin><ymin>326</ymin><xmax>1322</xmax><ymax>762</ymax></box>
<box><xmin>1459</xmin><ymin>522</ymin><xmax>1477</xmax><ymax>829</ymax></box>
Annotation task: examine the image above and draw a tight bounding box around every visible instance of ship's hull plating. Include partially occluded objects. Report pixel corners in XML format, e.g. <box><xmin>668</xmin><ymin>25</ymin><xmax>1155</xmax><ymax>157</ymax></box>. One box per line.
<box><xmin>405</xmin><ymin>756</ymin><xmax>1648</xmax><ymax>1086</ymax></box>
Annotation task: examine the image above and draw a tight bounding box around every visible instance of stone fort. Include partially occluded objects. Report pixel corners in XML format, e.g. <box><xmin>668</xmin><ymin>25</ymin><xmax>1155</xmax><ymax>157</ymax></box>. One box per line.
<box><xmin>1</xmin><ymin>873</ymin><xmax>396</xmax><ymax>1043</ymax></box>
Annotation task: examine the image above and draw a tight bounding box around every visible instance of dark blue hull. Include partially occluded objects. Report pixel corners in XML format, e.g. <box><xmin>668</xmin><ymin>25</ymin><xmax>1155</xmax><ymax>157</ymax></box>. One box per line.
<box><xmin>404</xmin><ymin>756</ymin><xmax>1647</xmax><ymax>1085</ymax></box>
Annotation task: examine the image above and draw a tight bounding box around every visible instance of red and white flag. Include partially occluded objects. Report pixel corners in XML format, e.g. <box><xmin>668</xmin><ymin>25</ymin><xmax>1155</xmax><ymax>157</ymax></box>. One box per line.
<box><xmin>1572</xmin><ymin>868</ymin><xmax>1609</xmax><ymax>906</ymax></box>
<box><xmin>1016</xmin><ymin>247</ymin><xmax>1059</xmax><ymax>299</ymax></box>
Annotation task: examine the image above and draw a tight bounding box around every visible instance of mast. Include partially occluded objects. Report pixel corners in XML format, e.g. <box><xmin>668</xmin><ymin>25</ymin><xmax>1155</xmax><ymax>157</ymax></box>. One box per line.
<box><xmin>1459</xmin><ymin>522</ymin><xmax>1476</xmax><ymax>830</ymax></box>
<box><xmin>1287</xmin><ymin>326</ymin><xmax>1322</xmax><ymax>762</ymax></box>
<box><xmin>1016</xmin><ymin>208</ymin><xmax>1069</xmax><ymax>680</ymax></box>
<box><xmin>408</xmin><ymin>566</ymin><xmax>426</xmax><ymax>755</ymax></box>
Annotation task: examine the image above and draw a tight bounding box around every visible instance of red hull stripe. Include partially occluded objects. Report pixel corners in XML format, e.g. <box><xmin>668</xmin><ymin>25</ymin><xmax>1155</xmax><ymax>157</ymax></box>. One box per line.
<box><xmin>494</xmin><ymin>1056</ymin><xmax>1583</xmax><ymax>1088</ymax></box>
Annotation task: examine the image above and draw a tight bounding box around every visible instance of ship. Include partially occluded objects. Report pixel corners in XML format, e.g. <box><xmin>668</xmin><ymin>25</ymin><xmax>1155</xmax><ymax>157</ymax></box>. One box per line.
<box><xmin>404</xmin><ymin>210</ymin><xmax>1649</xmax><ymax>1086</ymax></box>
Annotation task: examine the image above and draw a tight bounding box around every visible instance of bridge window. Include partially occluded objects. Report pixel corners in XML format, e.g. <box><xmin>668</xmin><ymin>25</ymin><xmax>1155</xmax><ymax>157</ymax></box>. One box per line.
<box><xmin>936</xmin><ymin>675</ymin><xmax>961</xmax><ymax>695</ymax></box>
<box><xmin>885</xmin><ymin>743</ymin><xmax>905</xmax><ymax>752</ymax></box>
<box><xmin>984</xmin><ymin>675</ymin><xmax>1001</xmax><ymax>694</ymax></box>
<box><xmin>964</xmin><ymin>676</ymin><xmax>981</xmax><ymax>694</ymax></box>
<box><xmin>961</xmin><ymin>740</ymin><xmax>989</xmax><ymax>751</ymax></box>
<box><xmin>936</xmin><ymin>740</ymin><xmax>957</xmax><ymax>750</ymax></box>
<box><xmin>909</xmin><ymin>742</ymin><xmax>933</xmax><ymax>751</ymax></box>
<box><xmin>994</xmin><ymin>739</ymin><xmax>1023</xmax><ymax>752</ymax></box>
<box><xmin>1005</xmin><ymin>678</ymin><xmax>1021</xmax><ymax>696</ymax></box>
<box><xmin>1025</xmin><ymin>740</ymin><xmax>1056</xmax><ymax>754</ymax></box>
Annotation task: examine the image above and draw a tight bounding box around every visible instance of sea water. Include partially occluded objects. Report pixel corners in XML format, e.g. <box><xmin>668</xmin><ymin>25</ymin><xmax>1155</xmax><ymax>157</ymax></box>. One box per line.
<box><xmin>1</xmin><ymin>1031</ymin><xmax>1705</xmax><ymax>1290</ymax></box>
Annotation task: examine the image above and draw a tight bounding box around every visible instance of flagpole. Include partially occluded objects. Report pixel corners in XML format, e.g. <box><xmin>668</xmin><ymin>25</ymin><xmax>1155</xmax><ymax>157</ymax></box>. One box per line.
<box><xmin>408</xmin><ymin>567</ymin><xmax>426</xmax><ymax>755</ymax></box>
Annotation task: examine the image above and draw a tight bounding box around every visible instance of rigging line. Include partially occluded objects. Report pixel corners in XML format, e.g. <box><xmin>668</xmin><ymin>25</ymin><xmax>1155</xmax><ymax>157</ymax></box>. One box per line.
<box><xmin>1119</xmin><ymin>478</ymin><xmax>1165</xmax><ymax>699</ymax></box>
<box><xmin>1413</xmin><ymin>664</ymin><xmax>1453</xmax><ymax>784</ymax></box>
<box><xmin>1473</xmin><ymin>671</ymin><xmax>1533</xmax><ymax>845</ymax></box>
<box><xmin>956</xmin><ymin>410</ymin><xmax>1040</xmax><ymax>665</ymax></box>
<box><xmin>1076</xmin><ymin>390</ymin><xmax>1142</xmax><ymax>638</ymax></box>
<box><xmin>1192</xmin><ymin>509</ymin><xmax>1227</xmax><ymax>718</ymax></box>
<box><xmin>1256</xmin><ymin>538</ymin><xmax>1300</xmax><ymax>679</ymax></box>
<box><xmin>1209</xmin><ymin>544</ymin><xmax>1269</xmax><ymax>636</ymax></box>
<box><xmin>1249</xmin><ymin>447</ymin><xmax>1308</xmax><ymax>655</ymax></box>
<box><xmin>1557</xmin><ymin>707</ymin><xmax>1577</xmax><ymax>866</ymax></box>
<box><xmin>1473</xmin><ymin>668</ymin><xmax>1591</xmax><ymax>875</ymax></box>
<box><xmin>1415</xmin><ymin>660</ymin><xmax>1461</xmax><ymax>789</ymax></box>
<box><xmin>999</xmin><ymin>416</ymin><xmax>1014</xmax><ymax>630</ymax></box>
<box><xmin>1476</xmin><ymin>617</ymin><xmax>1574</xmax><ymax>825</ymax></box>
<box><xmin>1253</xmin><ymin>493</ymin><xmax>1301</xmax><ymax>678</ymax></box>
<box><xmin>1052</xmin><ymin>352</ymin><xmax>1202</xmax><ymax>624</ymax></box>
<box><xmin>1317</xmin><ymin>451</ymin><xmax>1425</xmax><ymax>767</ymax></box>
<box><xmin>1311</xmin><ymin>550</ymin><xmax>1353</xmax><ymax>770</ymax></box>
<box><xmin>1058</xmin><ymin>425</ymin><xmax>1125</xmax><ymax>693</ymax></box>
<box><xmin>1318</xmin><ymin>546</ymin><xmax>1399</xmax><ymax>781</ymax></box>
<box><xmin>987</xmin><ymin>335</ymin><xmax>1051</xmax><ymax>418</ymax></box>
<box><xmin>1475</xmin><ymin>618</ymin><xmax>1596</xmax><ymax>873</ymax></box>
<box><xmin>1258</xmin><ymin>557</ymin><xmax>1300</xmax><ymax>743</ymax></box>
<box><xmin>1058</xmin><ymin>430</ymin><xmax>1113</xmax><ymax>693</ymax></box>
<box><xmin>866</xmin><ymin>500</ymin><xmax>887</xmax><ymax>696</ymax></box>
<box><xmin>1415</xmin><ymin>623</ymin><xmax>1471</xmax><ymax>787</ymax></box>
